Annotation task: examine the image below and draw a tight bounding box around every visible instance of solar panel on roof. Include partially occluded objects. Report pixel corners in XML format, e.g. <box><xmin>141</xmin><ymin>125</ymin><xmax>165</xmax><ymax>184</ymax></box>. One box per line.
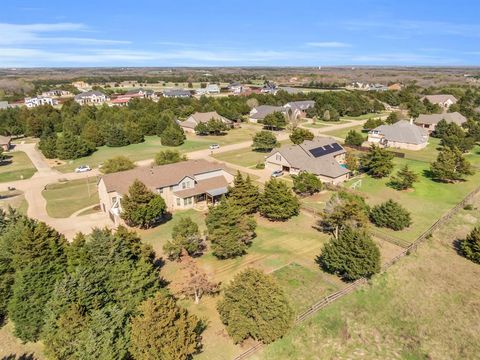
<box><xmin>309</xmin><ymin>143</ymin><xmax>342</xmax><ymax>158</ymax></box>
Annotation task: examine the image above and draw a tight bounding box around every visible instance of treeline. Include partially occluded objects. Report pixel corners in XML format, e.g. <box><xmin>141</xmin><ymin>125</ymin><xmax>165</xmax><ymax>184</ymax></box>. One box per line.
<box><xmin>0</xmin><ymin>91</ymin><xmax>381</xmax><ymax>160</ymax></box>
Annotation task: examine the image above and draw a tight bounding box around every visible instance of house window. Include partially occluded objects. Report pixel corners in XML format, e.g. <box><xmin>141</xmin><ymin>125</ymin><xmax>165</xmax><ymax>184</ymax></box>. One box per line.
<box><xmin>183</xmin><ymin>197</ymin><xmax>192</xmax><ymax>206</ymax></box>
<box><xmin>276</xmin><ymin>154</ymin><xmax>282</xmax><ymax>161</ymax></box>
<box><xmin>176</xmin><ymin>198</ymin><xmax>181</xmax><ymax>206</ymax></box>
<box><xmin>182</xmin><ymin>181</ymin><xmax>190</xmax><ymax>189</ymax></box>
<box><xmin>158</xmin><ymin>188</ymin><xmax>163</xmax><ymax>194</ymax></box>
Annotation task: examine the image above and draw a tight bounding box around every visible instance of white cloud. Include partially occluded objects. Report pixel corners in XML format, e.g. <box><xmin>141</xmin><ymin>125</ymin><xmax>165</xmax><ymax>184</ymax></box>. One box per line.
<box><xmin>0</xmin><ymin>22</ymin><xmax>129</xmax><ymax>46</ymax></box>
<box><xmin>306</xmin><ymin>42</ymin><xmax>351</xmax><ymax>48</ymax></box>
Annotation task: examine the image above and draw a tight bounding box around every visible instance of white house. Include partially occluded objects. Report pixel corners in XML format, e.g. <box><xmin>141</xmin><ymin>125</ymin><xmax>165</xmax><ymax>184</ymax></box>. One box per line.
<box><xmin>24</xmin><ymin>96</ymin><xmax>56</xmax><ymax>108</ymax></box>
<box><xmin>74</xmin><ymin>91</ymin><xmax>108</xmax><ymax>105</ymax></box>
<box><xmin>98</xmin><ymin>159</ymin><xmax>234</xmax><ymax>224</ymax></box>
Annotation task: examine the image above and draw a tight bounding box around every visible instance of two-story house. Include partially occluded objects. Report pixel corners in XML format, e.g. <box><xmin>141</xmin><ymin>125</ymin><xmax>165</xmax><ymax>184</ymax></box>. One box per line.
<box><xmin>74</xmin><ymin>90</ymin><xmax>108</xmax><ymax>105</ymax></box>
<box><xmin>24</xmin><ymin>96</ymin><xmax>56</xmax><ymax>108</ymax></box>
<box><xmin>98</xmin><ymin>159</ymin><xmax>234</xmax><ymax>225</ymax></box>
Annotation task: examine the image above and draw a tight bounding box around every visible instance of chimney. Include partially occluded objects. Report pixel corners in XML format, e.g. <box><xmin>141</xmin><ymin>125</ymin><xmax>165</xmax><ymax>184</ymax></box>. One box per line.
<box><xmin>410</xmin><ymin>117</ymin><xmax>413</xmax><ymax>125</ymax></box>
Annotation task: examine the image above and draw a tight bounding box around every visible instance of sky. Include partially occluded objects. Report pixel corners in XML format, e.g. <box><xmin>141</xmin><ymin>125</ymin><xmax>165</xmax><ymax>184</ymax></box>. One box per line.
<box><xmin>0</xmin><ymin>0</ymin><xmax>479</xmax><ymax>67</ymax></box>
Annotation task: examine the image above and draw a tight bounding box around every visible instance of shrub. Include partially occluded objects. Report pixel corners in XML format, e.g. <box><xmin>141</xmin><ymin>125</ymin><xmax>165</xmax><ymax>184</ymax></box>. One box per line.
<box><xmin>370</xmin><ymin>199</ymin><xmax>411</xmax><ymax>230</ymax></box>
<box><xmin>154</xmin><ymin>149</ymin><xmax>187</xmax><ymax>166</ymax></box>
<box><xmin>319</xmin><ymin>226</ymin><xmax>381</xmax><ymax>281</ymax></box>
<box><xmin>101</xmin><ymin>156</ymin><xmax>135</xmax><ymax>174</ymax></box>
<box><xmin>289</xmin><ymin>128</ymin><xmax>314</xmax><ymax>145</ymax></box>
<box><xmin>252</xmin><ymin>131</ymin><xmax>278</xmax><ymax>152</ymax></box>
<box><xmin>361</xmin><ymin>145</ymin><xmax>394</xmax><ymax>178</ymax></box>
<box><xmin>217</xmin><ymin>269</ymin><xmax>294</xmax><ymax>344</ymax></box>
<box><xmin>163</xmin><ymin>217</ymin><xmax>204</xmax><ymax>260</ymax></box>
<box><xmin>459</xmin><ymin>227</ymin><xmax>480</xmax><ymax>264</ymax></box>
<box><xmin>259</xmin><ymin>179</ymin><xmax>300</xmax><ymax>221</ymax></box>
<box><xmin>292</xmin><ymin>172</ymin><xmax>322</xmax><ymax>195</ymax></box>
<box><xmin>345</xmin><ymin>130</ymin><xmax>365</xmax><ymax>146</ymax></box>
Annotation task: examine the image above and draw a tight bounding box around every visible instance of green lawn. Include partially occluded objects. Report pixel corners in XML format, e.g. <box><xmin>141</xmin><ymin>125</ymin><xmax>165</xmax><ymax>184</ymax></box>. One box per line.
<box><xmin>341</xmin><ymin>112</ymin><xmax>389</xmax><ymax>120</ymax></box>
<box><xmin>0</xmin><ymin>151</ymin><xmax>37</xmax><ymax>182</ymax></box>
<box><xmin>42</xmin><ymin>177</ymin><xmax>100</xmax><ymax>218</ymax></box>
<box><xmin>55</xmin><ymin>127</ymin><xmax>257</xmax><ymax>173</ymax></box>
<box><xmin>256</xmin><ymin>197</ymin><xmax>480</xmax><ymax>360</ymax></box>
<box><xmin>303</xmin><ymin>120</ymin><xmax>350</xmax><ymax>129</ymax></box>
<box><xmin>0</xmin><ymin>190</ymin><xmax>28</xmax><ymax>214</ymax></box>
<box><xmin>213</xmin><ymin>147</ymin><xmax>269</xmax><ymax>168</ymax></box>
<box><xmin>322</xmin><ymin>124</ymin><xmax>366</xmax><ymax>139</ymax></box>
<box><xmin>345</xmin><ymin>157</ymin><xmax>480</xmax><ymax>243</ymax></box>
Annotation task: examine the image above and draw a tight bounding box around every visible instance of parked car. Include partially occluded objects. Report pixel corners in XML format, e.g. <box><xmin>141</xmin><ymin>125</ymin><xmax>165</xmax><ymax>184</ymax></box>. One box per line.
<box><xmin>209</xmin><ymin>144</ymin><xmax>220</xmax><ymax>150</ymax></box>
<box><xmin>271</xmin><ymin>169</ymin><xmax>284</xmax><ymax>178</ymax></box>
<box><xmin>75</xmin><ymin>165</ymin><xmax>91</xmax><ymax>173</ymax></box>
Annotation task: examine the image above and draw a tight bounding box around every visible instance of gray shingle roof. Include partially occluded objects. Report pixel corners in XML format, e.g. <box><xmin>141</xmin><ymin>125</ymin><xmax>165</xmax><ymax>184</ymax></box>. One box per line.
<box><xmin>371</xmin><ymin>120</ymin><xmax>429</xmax><ymax>145</ymax></box>
<box><xmin>180</xmin><ymin>111</ymin><xmax>232</xmax><ymax>129</ymax></box>
<box><xmin>163</xmin><ymin>89</ymin><xmax>191</xmax><ymax>97</ymax></box>
<box><xmin>284</xmin><ymin>100</ymin><xmax>315</xmax><ymax>111</ymax></box>
<box><xmin>250</xmin><ymin>105</ymin><xmax>285</xmax><ymax>120</ymax></box>
<box><xmin>421</xmin><ymin>94</ymin><xmax>457</xmax><ymax>104</ymax></box>
<box><xmin>270</xmin><ymin>137</ymin><xmax>348</xmax><ymax>179</ymax></box>
<box><xmin>415</xmin><ymin>112</ymin><xmax>467</xmax><ymax>126</ymax></box>
<box><xmin>74</xmin><ymin>90</ymin><xmax>106</xmax><ymax>99</ymax></box>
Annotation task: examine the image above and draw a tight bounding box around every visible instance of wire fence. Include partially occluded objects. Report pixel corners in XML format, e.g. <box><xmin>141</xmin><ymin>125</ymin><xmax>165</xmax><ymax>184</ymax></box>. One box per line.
<box><xmin>232</xmin><ymin>185</ymin><xmax>480</xmax><ymax>360</ymax></box>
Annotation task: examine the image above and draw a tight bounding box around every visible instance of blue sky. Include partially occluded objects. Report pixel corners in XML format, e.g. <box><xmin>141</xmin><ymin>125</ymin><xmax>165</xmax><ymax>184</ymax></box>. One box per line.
<box><xmin>1</xmin><ymin>0</ymin><xmax>479</xmax><ymax>67</ymax></box>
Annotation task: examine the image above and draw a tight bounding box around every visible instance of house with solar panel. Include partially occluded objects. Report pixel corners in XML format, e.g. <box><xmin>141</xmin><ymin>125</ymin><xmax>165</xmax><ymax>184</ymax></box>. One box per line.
<box><xmin>265</xmin><ymin>137</ymin><xmax>350</xmax><ymax>184</ymax></box>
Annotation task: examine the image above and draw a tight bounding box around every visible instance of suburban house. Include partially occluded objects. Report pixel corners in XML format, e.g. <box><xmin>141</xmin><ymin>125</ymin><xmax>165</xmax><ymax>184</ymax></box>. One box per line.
<box><xmin>41</xmin><ymin>89</ymin><xmax>72</xmax><ymax>97</ymax></box>
<box><xmin>261</xmin><ymin>82</ymin><xmax>278</xmax><ymax>94</ymax></box>
<box><xmin>280</xmin><ymin>87</ymin><xmax>304</xmax><ymax>95</ymax></box>
<box><xmin>421</xmin><ymin>94</ymin><xmax>457</xmax><ymax>110</ymax></box>
<box><xmin>178</xmin><ymin>111</ymin><xmax>234</xmax><ymax>133</ymax></box>
<box><xmin>196</xmin><ymin>84</ymin><xmax>220</xmax><ymax>95</ymax></box>
<box><xmin>228</xmin><ymin>82</ymin><xmax>243</xmax><ymax>94</ymax></box>
<box><xmin>249</xmin><ymin>105</ymin><xmax>285</xmax><ymax>123</ymax></box>
<box><xmin>0</xmin><ymin>135</ymin><xmax>12</xmax><ymax>151</ymax></box>
<box><xmin>367</xmin><ymin>120</ymin><xmax>429</xmax><ymax>150</ymax></box>
<box><xmin>74</xmin><ymin>91</ymin><xmax>108</xmax><ymax>105</ymax></box>
<box><xmin>24</xmin><ymin>96</ymin><xmax>56</xmax><ymax>108</ymax></box>
<box><xmin>72</xmin><ymin>81</ymin><xmax>91</xmax><ymax>91</ymax></box>
<box><xmin>415</xmin><ymin>112</ymin><xmax>467</xmax><ymax>133</ymax></box>
<box><xmin>0</xmin><ymin>101</ymin><xmax>9</xmax><ymax>110</ymax></box>
<box><xmin>265</xmin><ymin>137</ymin><xmax>350</xmax><ymax>184</ymax></box>
<box><xmin>162</xmin><ymin>89</ymin><xmax>192</xmax><ymax>98</ymax></box>
<box><xmin>98</xmin><ymin>159</ymin><xmax>234</xmax><ymax>224</ymax></box>
<box><xmin>284</xmin><ymin>100</ymin><xmax>315</xmax><ymax>117</ymax></box>
<box><xmin>124</xmin><ymin>88</ymin><xmax>157</xmax><ymax>99</ymax></box>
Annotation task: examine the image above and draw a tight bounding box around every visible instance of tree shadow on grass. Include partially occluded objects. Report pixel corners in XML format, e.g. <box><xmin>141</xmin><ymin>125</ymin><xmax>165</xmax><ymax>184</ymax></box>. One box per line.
<box><xmin>2</xmin><ymin>354</ymin><xmax>38</xmax><ymax>360</ymax></box>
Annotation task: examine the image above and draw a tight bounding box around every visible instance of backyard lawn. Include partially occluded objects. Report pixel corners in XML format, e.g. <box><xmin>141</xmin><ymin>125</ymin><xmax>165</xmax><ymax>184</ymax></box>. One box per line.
<box><xmin>0</xmin><ymin>190</ymin><xmax>28</xmax><ymax>214</ymax></box>
<box><xmin>341</xmin><ymin>112</ymin><xmax>389</xmax><ymax>120</ymax></box>
<box><xmin>346</xmin><ymin>157</ymin><xmax>480</xmax><ymax>243</ymax></box>
<box><xmin>0</xmin><ymin>151</ymin><xmax>37</xmax><ymax>182</ymax></box>
<box><xmin>42</xmin><ymin>177</ymin><xmax>100</xmax><ymax>218</ymax></box>
<box><xmin>255</xmin><ymin>195</ymin><xmax>480</xmax><ymax>360</ymax></box>
<box><xmin>303</xmin><ymin>119</ymin><xmax>350</xmax><ymax>128</ymax></box>
<box><xmin>322</xmin><ymin>124</ymin><xmax>366</xmax><ymax>139</ymax></box>
<box><xmin>55</xmin><ymin>127</ymin><xmax>257</xmax><ymax>173</ymax></box>
<box><xmin>213</xmin><ymin>147</ymin><xmax>268</xmax><ymax>168</ymax></box>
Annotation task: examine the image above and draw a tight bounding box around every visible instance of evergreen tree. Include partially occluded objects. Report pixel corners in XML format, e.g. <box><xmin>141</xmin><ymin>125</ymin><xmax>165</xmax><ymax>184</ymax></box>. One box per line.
<box><xmin>389</xmin><ymin>164</ymin><xmax>419</xmax><ymax>190</ymax></box>
<box><xmin>440</xmin><ymin>122</ymin><xmax>475</xmax><ymax>152</ymax></box>
<box><xmin>154</xmin><ymin>149</ymin><xmax>187</xmax><ymax>165</ymax></box>
<box><xmin>259</xmin><ymin>179</ymin><xmax>300</xmax><ymax>221</ymax></box>
<box><xmin>386</xmin><ymin>112</ymin><xmax>400</xmax><ymax>124</ymax></box>
<box><xmin>319</xmin><ymin>226</ymin><xmax>381</xmax><ymax>281</ymax></box>
<box><xmin>194</xmin><ymin>122</ymin><xmax>209</xmax><ymax>135</ymax></box>
<box><xmin>361</xmin><ymin>145</ymin><xmax>394</xmax><ymax>178</ymax></box>
<box><xmin>206</xmin><ymin>197</ymin><xmax>256</xmax><ymax>259</ymax></box>
<box><xmin>459</xmin><ymin>227</ymin><xmax>480</xmax><ymax>264</ymax></box>
<box><xmin>433</xmin><ymin>118</ymin><xmax>449</xmax><ymax>138</ymax></box>
<box><xmin>370</xmin><ymin>199</ymin><xmax>412</xmax><ymax>231</ymax></box>
<box><xmin>161</xmin><ymin>123</ymin><xmax>186</xmax><ymax>146</ymax></box>
<box><xmin>345</xmin><ymin>130</ymin><xmax>365</xmax><ymax>146</ymax></box>
<box><xmin>227</xmin><ymin>171</ymin><xmax>260</xmax><ymax>214</ymax></box>
<box><xmin>124</xmin><ymin>121</ymin><xmax>144</xmax><ymax>144</ymax></box>
<box><xmin>101</xmin><ymin>156</ymin><xmax>135</xmax><ymax>174</ymax></box>
<box><xmin>105</xmin><ymin>125</ymin><xmax>129</xmax><ymax>147</ymax></box>
<box><xmin>292</xmin><ymin>172</ymin><xmax>322</xmax><ymax>195</ymax></box>
<box><xmin>289</xmin><ymin>128</ymin><xmax>314</xmax><ymax>145</ymax></box>
<box><xmin>363</xmin><ymin>118</ymin><xmax>384</xmax><ymax>131</ymax></box>
<box><xmin>56</xmin><ymin>131</ymin><xmax>94</xmax><ymax>160</ymax></box>
<box><xmin>81</xmin><ymin>120</ymin><xmax>105</xmax><ymax>147</ymax></box>
<box><xmin>206</xmin><ymin>118</ymin><xmax>229</xmax><ymax>135</ymax></box>
<box><xmin>121</xmin><ymin>180</ymin><xmax>167</xmax><ymax>228</ymax></box>
<box><xmin>130</xmin><ymin>292</ymin><xmax>203</xmax><ymax>360</ymax></box>
<box><xmin>263</xmin><ymin>111</ymin><xmax>286</xmax><ymax>130</ymax></box>
<box><xmin>7</xmin><ymin>219</ymin><xmax>68</xmax><ymax>342</ymax></box>
<box><xmin>430</xmin><ymin>146</ymin><xmax>473</xmax><ymax>182</ymax></box>
<box><xmin>217</xmin><ymin>269</ymin><xmax>294</xmax><ymax>344</ymax></box>
<box><xmin>252</xmin><ymin>130</ymin><xmax>279</xmax><ymax>152</ymax></box>
<box><xmin>163</xmin><ymin>217</ymin><xmax>205</xmax><ymax>260</ymax></box>
<box><xmin>39</xmin><ymin>134</ymin><xmax>58</xmax><ymax>159</ymax></box>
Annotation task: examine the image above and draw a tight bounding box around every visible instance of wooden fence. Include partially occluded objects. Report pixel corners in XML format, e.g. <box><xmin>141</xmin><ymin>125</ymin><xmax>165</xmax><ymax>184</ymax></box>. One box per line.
<box><xmin>232</xmin><ymin>185</ymin><xmax>480</xmax><ymax>360</ymax></box>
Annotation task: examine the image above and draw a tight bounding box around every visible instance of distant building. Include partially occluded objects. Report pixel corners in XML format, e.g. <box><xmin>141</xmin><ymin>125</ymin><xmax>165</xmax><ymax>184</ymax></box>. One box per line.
<box><xmin>367</xmin><ymin>120</ymin><xmax>429</xmax><ymax>150</ymax></box>
<box><xmin>74</xmin><ymin>91</ymin><xmax>108</xmax><ymax>105</ymax></box>
<box><xmin>228</xmin><ymin>82</ymin><xmax>243</xmax><ymax>94</ymax></box>
<box><xmin>421</xmin><ymin>95</ymin><xmax>457</xmax><ymax>110</ymax></box>
<box><xmin>41</xmin><ymin>89</ymin><xmax>72</xmax><ymax>97</ymax></box>
<box><xmin>179</xmin><ymin>111</ymin><xmax>234</xmax><ymax>133</ymax></box>
<box><xmin>415</xmin><ymin>112</ymin><xmax>467</xmax><ymax>133</ymax></box>
<box><xmin>0</xmin><ymin>101</ymin><xmax>9</xmax><ymax>110</ymax></box>
<box><xmin>261</xmin><ymin>81</ymin><xmax>278</xmax><ymax>94</ymax></box>
<box><xmin>162</xmin><ymin>89</ymin><xmax>192</xmax><ymax>98</ymax></box>
<box><xmin>25</xmin><ymin>96</ymin><xmax>56</xmax><ymax>108</ymax></box>
<box><xmin>265</xmin><ymin>137</ymin><xmax>349</xmax><ymax>184</ymax></box>
<box><xmin>124</xmin><ymin>88</ymin><xmax>157</xmax><ymax>99</ymax></box>
<box><xmin>195</xmin><ymin>84</ymin><xmax>220</xmax><ymax>95</ymax></box>
<box><xmin>249</xmin><ymin>105</ymin><xmax>285</xmax><ymax>123</ymax></box>
<box><xmin>98</xmin><ymin>159</ymin><xmax>234</xmax><ymax>224</ymax></box>
<box><xmin>0</xmin><ymin>135</ymin><xmax>11</xmax><ymax>151</ymax></box>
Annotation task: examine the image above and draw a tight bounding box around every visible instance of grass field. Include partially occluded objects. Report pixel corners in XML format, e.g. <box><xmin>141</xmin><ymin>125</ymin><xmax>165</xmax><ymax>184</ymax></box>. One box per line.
<box><xmin>341</xmin><ymin>112</ymin><xmax>389</xmax><ymax>120</ymax></box>
<box><xmin>322</xmin><ymin>124</ymin><xmax>366</xmax><ymax>139</ymax></box>
<box><xmin>303</xmin><ymin>120</ymin><xmax>351</xmax><ymax>128</ymax></box>
<box><xmin>0</xmin><ymin>190</ymin><xmax>28</xmax><ymax>214</ymax></box>
<box><xmin>0</xmin><ymin>152</ymin><xmax>37</xmax><ymax>182</ymax></box>
<box><xmin>55</xmin><ymin>127</ymin><xmax>257</xmax><ymax>173</ymax></box>
<box><xmin>346</xmin><ymin>157</ymin><xmax>480</xmax><ymax>243</ymax></box>
<box><xmin>42</xmin><ymin>177</ymin><xmax>99</xmax><ymax>218</ymax></box>
<box><xmin>255</xmin><ymin>195</ymin><xmax>480</xmax><ymax>360</ymax></box>
<box><xmin>213</xmin><ymin>147</ymin><xmax>269</xmax><ymax>168</ymax></box>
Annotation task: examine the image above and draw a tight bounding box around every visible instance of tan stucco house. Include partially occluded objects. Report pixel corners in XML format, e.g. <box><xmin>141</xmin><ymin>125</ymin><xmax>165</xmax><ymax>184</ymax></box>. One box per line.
<box><xmin>179</xmin><ymin>111</ymin><xmax>234</xmax><ymax>133</ymax></box>
<box><xmin>98</xmin><ymin>159</ymin><xmax>234</xmax><ymax>224</ymax></box>
<box><xmin>265</xmin><ymin>137</ymin><xmax>349</xmax><ymax>184</ymax></box>
<box><xmin>367</xmin><ymin>120</ymin><xmax>429</xmax><ymax>150</ymax></box>
<box><xmin>421</xmin><ymin>94</ymin><xmax>457</xmax><ymax>110</ymax></box>
<box><xmin>414</xmin><ymin>112</ymin><xmax>467</xmax><ymax>133</ymax></box>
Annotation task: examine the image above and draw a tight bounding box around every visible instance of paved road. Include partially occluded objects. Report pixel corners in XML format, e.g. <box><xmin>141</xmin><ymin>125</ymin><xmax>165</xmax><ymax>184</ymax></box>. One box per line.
<box><xmin>3</xmin><ymin>119</ymin><xmax>369</xmax><ymax>239</ymax></box>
